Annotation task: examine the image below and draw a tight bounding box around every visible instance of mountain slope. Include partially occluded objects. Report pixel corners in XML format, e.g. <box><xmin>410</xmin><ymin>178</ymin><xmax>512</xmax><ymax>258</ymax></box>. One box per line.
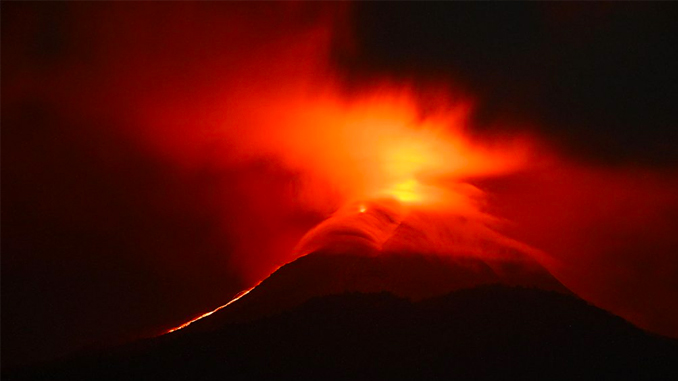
<box><xmin>179</xmin><ymin>249</ymin><xmax>570</xmax><ymax>333</ymax></box>
<box><xmin>7</xmin><ymin>286</ymin><xmax>678</xmax><ymax>381</ymax></box>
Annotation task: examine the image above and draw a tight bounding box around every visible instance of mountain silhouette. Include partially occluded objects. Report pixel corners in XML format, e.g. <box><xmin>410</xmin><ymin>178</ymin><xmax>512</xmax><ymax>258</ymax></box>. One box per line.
<box><xmin>178</xmin><ymin>201</ymin><xmax>572</xmax><ymax>333</ymax></box>
<box><xmin>7</xmin><ymin>286</ymin><xmax>677</xmax><ymax>380</ymax></box>
<box><xmin>180</xmin><ymin>249</ymin><xmax>570</xmax><ymax>333</ymax></box>
<box><xmin>6</xmin><ymin>206</ymin><xmax>677</xmax><ymax>379</ymax></box>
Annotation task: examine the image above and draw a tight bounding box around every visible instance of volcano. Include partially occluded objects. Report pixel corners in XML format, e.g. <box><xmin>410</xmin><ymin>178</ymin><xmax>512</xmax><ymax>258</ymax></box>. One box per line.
<box><xmin>8</xmin><ymin>288</ymin><xmax>677</xmax><ymax>380</ymax></box>
<box><xmin>178</xmin><ymin>249</ymin><xmax>569</xmax><ymax>334</ymax></box>
<box><xmin>7</xmin><ymin>204</ymin><xmax>678</xmax><ymax>380</ymax></box>
<box><xmin>176</xmin><ymin>201</ymin><xmax>570</xmax><ymax>333</ymax></box>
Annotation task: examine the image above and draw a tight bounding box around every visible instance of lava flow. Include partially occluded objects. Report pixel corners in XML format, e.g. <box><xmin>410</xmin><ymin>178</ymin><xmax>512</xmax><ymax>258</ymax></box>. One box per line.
<box><xmin>166</xmin><ymin>288</ymin><xmax>254</xmax><ymax>333</ymax></box>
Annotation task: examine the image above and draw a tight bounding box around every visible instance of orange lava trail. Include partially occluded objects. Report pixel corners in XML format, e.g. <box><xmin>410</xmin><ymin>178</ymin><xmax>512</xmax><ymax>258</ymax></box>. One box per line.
<box><xmin>165</xmin><ymin>263</ymin><xmax>289</xmax><ymax>334</ymax></box>
<box><xmin>165</xmin><ymin>288</ymin><xmax>254</xmax><ymax>333</ymax></box>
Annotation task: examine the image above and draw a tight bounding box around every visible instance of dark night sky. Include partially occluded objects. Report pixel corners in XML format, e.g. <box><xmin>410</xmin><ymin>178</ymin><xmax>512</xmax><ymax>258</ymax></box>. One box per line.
<box><xmin>337</xmin><ymin>2</ymin><xmax>678</xmax><ymax>166</ymax></box>
<box><xmin>3</xmin><ymin>1</ymin><xmax>678</xmax><ymax>369</ymax></box>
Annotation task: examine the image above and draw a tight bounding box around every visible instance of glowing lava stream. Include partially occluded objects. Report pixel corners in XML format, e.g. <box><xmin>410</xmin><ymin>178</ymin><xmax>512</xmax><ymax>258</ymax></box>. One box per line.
<box><xmin>165</xmin><ymin>289</ymin><xmax>253</xmax><ymax>333</ymax></box>
<box><xmin>165</xmin><ymin>264</ymin><xmax>289</xmax><ymax>334</ymax></box>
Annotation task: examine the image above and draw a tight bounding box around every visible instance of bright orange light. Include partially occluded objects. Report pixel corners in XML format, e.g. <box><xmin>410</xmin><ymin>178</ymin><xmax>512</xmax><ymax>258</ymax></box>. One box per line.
<box><xmin>165</xmin><ymin>260</ymin><xmax>296</xmax><ymax>334</ymax></box>
<box><xmin>252</xmin><ymin>87</ymin><xmax>533</xmax><ymax>217</ymax></box>
<box><xmin>386</xmin><ymin>179</ymin><xmax>422</xmax><ymax>203</ymax></box>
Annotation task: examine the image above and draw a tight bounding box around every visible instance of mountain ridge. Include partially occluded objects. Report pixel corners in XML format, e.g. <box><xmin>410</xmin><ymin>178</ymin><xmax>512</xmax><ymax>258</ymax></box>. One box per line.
<box><xmin>178</xmin><ymin>249</ymin><xmax>570</xmax><ymax>334</ymax></box>
<box><xmin>7</xmin><ymin>285</ymin><xmax>678</xmax><ymax>380</ymax></box>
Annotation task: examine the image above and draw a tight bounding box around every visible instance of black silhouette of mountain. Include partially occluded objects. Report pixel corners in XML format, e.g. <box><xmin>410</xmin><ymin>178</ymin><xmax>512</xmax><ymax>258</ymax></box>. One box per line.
<box><xmin>6</xmin><ymin>204</ymin><xmax>677</xmax><ymax>380</ymax></box>
<box><xmin>6</xmin><ymin>285</ymin><xmax>678</xmax><ymax>381</ymax></box>
<box><xmin>181</xmin><ymin>250</ymin><xmax>570</xmax><ymax>333</ymax></box>
<box><xmin>177</xmin><ymin>201</ymin><xmax>572</xmax><ymax>334</ymax></box>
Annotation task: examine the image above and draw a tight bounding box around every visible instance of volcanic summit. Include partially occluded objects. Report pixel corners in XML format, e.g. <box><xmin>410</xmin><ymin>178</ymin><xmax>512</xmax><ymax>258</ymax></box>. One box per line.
<box><xmin>176</xmin><ymin>199</ymin><xmax>570</xmax><ymax>334</ymax></box>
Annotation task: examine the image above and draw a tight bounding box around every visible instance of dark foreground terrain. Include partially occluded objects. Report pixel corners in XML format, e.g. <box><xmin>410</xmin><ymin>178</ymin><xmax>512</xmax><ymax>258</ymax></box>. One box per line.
<box><xmin>6</xmin><ymin>285</ymin><xmax>678</xmax><ymax>381</ymax></box>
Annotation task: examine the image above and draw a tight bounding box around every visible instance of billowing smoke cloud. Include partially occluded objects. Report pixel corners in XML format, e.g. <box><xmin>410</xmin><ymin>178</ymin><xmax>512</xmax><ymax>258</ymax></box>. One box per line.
<box><xmin>3</xmin><ymin>1</ymin><xmax>678</xmax><ymax>369</ymax></box>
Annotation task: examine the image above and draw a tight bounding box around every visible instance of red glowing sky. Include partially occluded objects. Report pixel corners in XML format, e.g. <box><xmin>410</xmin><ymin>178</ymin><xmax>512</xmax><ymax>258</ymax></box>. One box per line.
<box><xmin>3</xmin><ymin>1</ymin><xmax>678</xmax><ymax>368</ymax></box>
